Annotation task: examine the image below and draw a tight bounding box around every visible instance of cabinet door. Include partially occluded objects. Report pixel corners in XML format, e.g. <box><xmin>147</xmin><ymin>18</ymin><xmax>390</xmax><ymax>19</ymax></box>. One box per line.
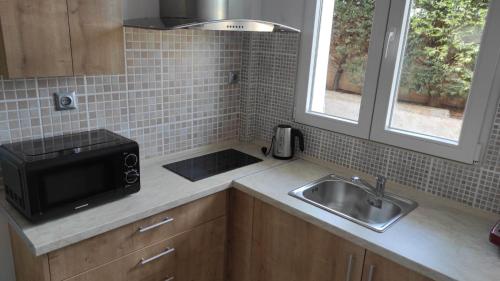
<box><xmin>227</xmin><ymin>189</ymin><xmax>255</xmax><ymax>281</ymax></box>
<box><xmin>251</xmin><ymin>200</ymin><xmax>365</xmax><ymax>281</ymax></box>
<box><xmin>362</xmin><ymin>251</ymin><xmax>434</xmax><ymax>281</ymax></box>
<box><xmin>9</xmin><ymin>226</ymin><xmax>51</xmax><ymax>281</ymax></box>
<box><xmin>67</xmin><ymin>0</ymin><xmax>125</xmax><ymax>75</ymax></box>
<box><xmin>0</xmin><ymin>0</ymin><xmax>73</xmax><ymax>78</ymax></box>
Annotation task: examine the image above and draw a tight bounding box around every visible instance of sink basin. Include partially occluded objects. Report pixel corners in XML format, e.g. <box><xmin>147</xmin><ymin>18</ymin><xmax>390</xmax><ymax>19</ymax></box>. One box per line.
<box><xmin>289</xmin><ymin>174</ymin><xmax>418</xmax><ymax>232</ymax></box>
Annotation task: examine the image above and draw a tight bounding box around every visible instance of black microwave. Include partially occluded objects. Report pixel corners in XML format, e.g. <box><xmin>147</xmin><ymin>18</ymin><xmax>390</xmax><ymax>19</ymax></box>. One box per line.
<box><xmin>0</xmin><ymin>129</ymin><xmax>140</xmax><ymax>222</ymax></box>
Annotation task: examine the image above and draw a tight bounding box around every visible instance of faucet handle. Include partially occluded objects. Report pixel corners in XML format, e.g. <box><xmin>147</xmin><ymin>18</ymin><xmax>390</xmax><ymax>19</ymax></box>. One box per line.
<box><xmin>376</xmin><ymin>175</ymin><xmax>386</xmax><ymax>183</ymax></box>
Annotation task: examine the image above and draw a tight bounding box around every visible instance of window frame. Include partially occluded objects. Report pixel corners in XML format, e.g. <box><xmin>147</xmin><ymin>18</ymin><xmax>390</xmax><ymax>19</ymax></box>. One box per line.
<box><xmin>294</xmin><ymin>0</ymin><xmax>500</xmax><ymax>164</ymax></box>
<box><xmin>370</xmin><ymin>0</ymin><xmax>500</xmax><ymax>163</ymax></box>
<box><xmin>294</xmin><ymin>0</ymin><xmax>391</xmax><ymax>139</ymax></box>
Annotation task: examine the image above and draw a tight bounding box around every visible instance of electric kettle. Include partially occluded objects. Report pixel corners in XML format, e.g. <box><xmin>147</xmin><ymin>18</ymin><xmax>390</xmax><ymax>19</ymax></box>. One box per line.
<box><xmin>262</xmin><ymin>125</ymin><xmax>305</xmax><ymax>159</ymax></box>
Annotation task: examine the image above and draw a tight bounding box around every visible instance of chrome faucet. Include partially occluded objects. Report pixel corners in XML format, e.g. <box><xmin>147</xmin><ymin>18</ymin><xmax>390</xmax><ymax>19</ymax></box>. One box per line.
<box><xmin>351</xmin><ymin>175</ymin><xmax>386</xmax><ymax>208</ymax></box>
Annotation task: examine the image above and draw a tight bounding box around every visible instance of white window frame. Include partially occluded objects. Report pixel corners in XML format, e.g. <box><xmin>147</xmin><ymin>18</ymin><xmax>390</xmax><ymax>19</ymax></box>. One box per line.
<box><xmin>294</xmin><ymin>0</ymin><xmax>500</xmax><ymax>164</ymax></box>
<box><xmin>294</xmin><ymin>0</ymin><xmax>391</xmax><ymax>138</ymax></box>
<box><xmin>370</xmin><ymin>0</ymin><xmax>500</xmax><ymax>163</ymax></box>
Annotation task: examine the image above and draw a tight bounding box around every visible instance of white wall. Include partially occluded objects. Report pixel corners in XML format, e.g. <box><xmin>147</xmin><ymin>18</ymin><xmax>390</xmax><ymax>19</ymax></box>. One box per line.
<box><xmin>0</xmin><ymin>214</ymin><xmax>15</xmax><ymax>281</ymax></box>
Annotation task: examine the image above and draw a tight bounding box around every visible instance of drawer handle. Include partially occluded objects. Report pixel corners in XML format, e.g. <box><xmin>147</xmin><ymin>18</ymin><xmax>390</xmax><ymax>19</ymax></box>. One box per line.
<box><xmin>140</xmin><ymin>247</ymin><xmax>175</xmax><ymax>266</ymax></box>
<box><xmin>164</xmin><ymin>277</ymin><xmax>175</xmax><ymax>281</ymax></box>
<box><xmin>345</xmin><ymin>254</ymin><xmax>354</xmax><ymax>281</ymax></box>
<box><xmin>367</xmin><ymin>265</ymin><xmax>375</xmax><ymax>281</ymax></box>
<box><xmin>138</xmin><ymin>217</ymin><xmax>174</xmax><ymax>233</ymax></box>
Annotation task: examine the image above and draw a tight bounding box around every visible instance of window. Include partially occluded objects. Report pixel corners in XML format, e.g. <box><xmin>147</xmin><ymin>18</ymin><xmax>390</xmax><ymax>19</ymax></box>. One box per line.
<box><xmin>295</xmin><ymin>0</ymin><xmax>500</xmax><ymax>163</ymax></box>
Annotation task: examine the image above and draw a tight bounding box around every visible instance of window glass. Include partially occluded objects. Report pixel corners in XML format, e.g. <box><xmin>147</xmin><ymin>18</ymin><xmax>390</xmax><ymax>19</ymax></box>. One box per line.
<box><xmin>387</xmin><ymin>0</ymin><xmax>489</xmax><ymax>142</ymax></box>
<box><xmin>309</xmin><ymin>0</ymin><xmax>375</xmax><ymax>122</ymax></box>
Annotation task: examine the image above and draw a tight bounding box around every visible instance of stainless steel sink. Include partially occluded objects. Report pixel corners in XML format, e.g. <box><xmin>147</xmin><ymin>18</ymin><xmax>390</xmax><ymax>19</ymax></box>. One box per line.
<box><xmin>289</xmin><ymin>174</ymin><xmax>418</xmax><ymax>232</ymax></box>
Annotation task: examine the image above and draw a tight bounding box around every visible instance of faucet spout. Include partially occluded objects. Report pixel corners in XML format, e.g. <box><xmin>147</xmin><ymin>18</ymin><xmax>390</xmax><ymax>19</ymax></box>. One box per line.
<box><xmin>351</xmin><ymin>175</ymin><xmax>386</xmax><ymax>208</ymax></box>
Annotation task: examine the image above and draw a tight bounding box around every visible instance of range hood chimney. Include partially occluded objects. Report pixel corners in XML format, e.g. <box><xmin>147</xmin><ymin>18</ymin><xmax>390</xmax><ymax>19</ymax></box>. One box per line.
<box><xmin>124</xmin><ymin>0</ymin><xmax>300</xmax><ymax>32</ymax></box>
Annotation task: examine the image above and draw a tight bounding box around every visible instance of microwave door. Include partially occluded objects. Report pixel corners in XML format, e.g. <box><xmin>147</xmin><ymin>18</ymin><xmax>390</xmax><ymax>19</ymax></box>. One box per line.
<box><xmin>32</xmin><ymin>151</ymin><xmax>125</xmax><ymax>215</ymax></box>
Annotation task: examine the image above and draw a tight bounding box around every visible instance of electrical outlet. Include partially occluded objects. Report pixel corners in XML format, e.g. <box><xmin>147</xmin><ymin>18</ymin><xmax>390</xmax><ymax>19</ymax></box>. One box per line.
<box><xmin>229</xmin><ymin>71</ymin><xmax>240</xmax><ymax>84</ymax></box>
<box><xmin>54</xmin><ymin>91</ymin><xmax>78</xmax><ymax>111</ymax></box>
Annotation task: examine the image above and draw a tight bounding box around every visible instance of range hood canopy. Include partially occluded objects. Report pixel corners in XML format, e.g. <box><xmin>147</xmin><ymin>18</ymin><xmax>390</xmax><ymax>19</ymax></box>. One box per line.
<box><xmin>124</xmin><ymin>0</ymin><xmax>300</xmax><ymax>33</ymax></box>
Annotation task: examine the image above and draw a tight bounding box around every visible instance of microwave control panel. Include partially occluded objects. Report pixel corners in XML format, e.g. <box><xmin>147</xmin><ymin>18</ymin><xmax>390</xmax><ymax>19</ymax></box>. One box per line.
<box><xmin>123</xmin><ymin>152</ymin><xmax>140</xmax><ymax>185</ymax></box>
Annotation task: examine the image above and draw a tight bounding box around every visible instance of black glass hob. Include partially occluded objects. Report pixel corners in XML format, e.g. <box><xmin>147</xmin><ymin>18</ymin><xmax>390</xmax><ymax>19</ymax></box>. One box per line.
<box><xmin>163</xmin><ymin>149</ymin><xmax>262</xmax><ymax>182</ymax></box>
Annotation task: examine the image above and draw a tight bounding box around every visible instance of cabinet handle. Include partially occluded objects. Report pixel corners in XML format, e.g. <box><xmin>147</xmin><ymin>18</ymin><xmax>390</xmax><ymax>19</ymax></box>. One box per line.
<box><xmin>140</xmin><ymin>247</ymin><xmax>175</xmax><ymax>265</ymax></box>
<box><xmin>367</xmin><ymin>265</ymin><xmax>375</xmax><ymax>281</ymax></box>
<box><xmin>138</xmin><ymin>217</ymin><xmax>174</xmax><ymax>233</ymax></box>
<box><xmin>345</xmin><ymin>254</ymin><xmax>354</xmax><ymax>281</ymax></box>
<box><xmin>164</xmin><ymin>277</ymin><xmax>174</xmax><ymax>281</ymax></box>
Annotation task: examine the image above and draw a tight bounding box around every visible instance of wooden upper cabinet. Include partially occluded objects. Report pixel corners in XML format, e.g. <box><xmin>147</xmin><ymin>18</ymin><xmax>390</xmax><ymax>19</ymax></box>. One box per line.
<box><xmin>67</xmin><ymin>0</ymin><xmax>125</xmax><ymax>75</ymax></box>
<box><xmin>250</xmin><ymin>199</ymin><xmax>366</xmax><ymax>281</ymax></box>
<box><xmin>362</xmin><ymin>251</ymin><xmax>434</xmax><ymax>281</ymax></box>
<box><xmin>0</xmin><ymin>0</ymin><xmax>73</xmax><ymax>78</ymax></box>
<box><xmin>0</xmin><ymin>0</ymin><xmax>124</xmax><ymax>78</ymax></box>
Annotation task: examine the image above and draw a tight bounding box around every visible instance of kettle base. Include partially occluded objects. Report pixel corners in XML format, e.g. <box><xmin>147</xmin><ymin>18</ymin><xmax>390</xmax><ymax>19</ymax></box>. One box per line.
<box><xmin>272</xmin><ymin>154</ymin><xmax>293</xmax><ymax>160</ymax></box>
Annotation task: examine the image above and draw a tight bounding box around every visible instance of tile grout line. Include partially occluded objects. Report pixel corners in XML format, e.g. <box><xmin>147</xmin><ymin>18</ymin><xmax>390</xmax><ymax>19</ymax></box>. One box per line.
<box><xmin>123</xmin><ymin>28</ymin><xmax>131</xmax><ymax>139</ymax></box>
<box><xmin>159</xmin><ymin>29</ymin><xmax>166</xmax><ymax>155</ymax></box>
<box><xmin>472</xmin><ymin>167</ymin><xmax>484</xmax><ymax>209</ymax></box>
<box><xmin>34</xmin><ymin>77</ymin><xmax>44</xmax><ymax>140</ymax></box>
<box><xmin>190</xmin><ymin>30</ymin><xmax>194</xmax><ymax>149</ymax></box>
<box><xmin>423</xmin><ymin>157</ymin><xmax>434</xmax><ymax>193</ymax></box>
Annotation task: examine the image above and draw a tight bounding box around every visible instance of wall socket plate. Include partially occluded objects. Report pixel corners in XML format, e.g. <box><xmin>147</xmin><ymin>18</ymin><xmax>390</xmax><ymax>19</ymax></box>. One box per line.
<box><xmin>229</xmin><ymin>71</ymin><xmax>240</xmax><ymax>84</ymax></box>
<box><xmin>54</xmin><ymin>91</ymin><xmax>78</xmax><ymax>111</ymax></box>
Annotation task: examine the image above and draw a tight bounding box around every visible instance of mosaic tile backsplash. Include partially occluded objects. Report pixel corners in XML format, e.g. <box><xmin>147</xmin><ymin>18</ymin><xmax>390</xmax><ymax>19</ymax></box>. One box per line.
<box><xmin>0</xmin><ymin>28</ymin><xmax>242</xmax><ymax>159</ymax></box>
<box><xmin>0</xmin><ymin>28</ymin><xmax>499</xmax><ymax>214</ymax></box>
<box><xmin>239</xmin><ymin>32</ymin><xmax>500</xmax><ymax>214</ymax></box>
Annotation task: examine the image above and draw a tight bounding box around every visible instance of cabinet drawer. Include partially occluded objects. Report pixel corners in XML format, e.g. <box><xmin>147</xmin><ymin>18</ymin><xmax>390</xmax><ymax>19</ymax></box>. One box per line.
<box><xmin>66</xmin><ymin>216</ymin><xmax>226</xmax><ymax>281</ymax></box>
<box><xmin>49</xmin><ymin>191</ymin><xmax>227</xmax><ymax>281</ymax></box>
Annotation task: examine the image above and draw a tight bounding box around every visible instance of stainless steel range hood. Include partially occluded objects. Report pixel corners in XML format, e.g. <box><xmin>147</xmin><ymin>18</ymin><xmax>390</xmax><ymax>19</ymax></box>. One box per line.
<box><xmin>124</xmin><ymin>0</ymin><xmax>300</xmax><ymax>32</ymax></box>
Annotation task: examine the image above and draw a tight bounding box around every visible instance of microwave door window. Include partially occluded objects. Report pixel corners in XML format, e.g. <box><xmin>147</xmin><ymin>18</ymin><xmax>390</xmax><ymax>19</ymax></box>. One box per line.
<box><xmin>40</xmin><ymin>160</ymin><xmax>116</xmax><ymax>210</ymax></box>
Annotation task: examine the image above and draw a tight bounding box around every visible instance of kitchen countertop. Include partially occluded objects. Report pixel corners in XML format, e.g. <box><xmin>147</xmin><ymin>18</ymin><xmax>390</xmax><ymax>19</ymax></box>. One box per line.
<box><xmin>1</xmin><ymin>143</ymin><xmax>499</xmax><ymax>281</ymax></box>
<box><xmin>0</xmin><ymin>142</ymin><xmax>286</xmax><ymax>256</ymax></box>
<box><xmin>233</xmin><ymin>158</ymin><xmax>500</xmax><ymax>281</ymax></box>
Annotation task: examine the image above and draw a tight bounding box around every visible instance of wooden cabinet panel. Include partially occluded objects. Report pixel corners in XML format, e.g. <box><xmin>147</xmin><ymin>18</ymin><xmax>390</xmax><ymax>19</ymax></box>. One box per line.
<box><xmin>362</xmin><ymin>251</ymin><xmax>434</xmax><ymax>281</ymax></box>
<box><xmin>226</xmin><ymin>189</ymin><xmax>255</xmax><ymax>281</ymax></box>
<box><xmin>67</xmin><ymin>0</ymin><xmax>125</xmax><ymax>75</ymax></box>
<box><xmin>8</xmin><ymin>226</ymin><xmax>51</xmax><ymax>281</ymax></box>
<box><xmin>49</xmin><ymin>191</ymin><xmax>227</xmax><ymax>281</ymax></box>
<box><xmin>0</xmin><ymin>0</ymin><xmax>73</xmax><ymax>78</ymax></box>
<box><xmin>250</xmin><ymin>200</ymin><xmax>365</xmax><ymax>281</ymax></box>
<box><xmin>66</xmin><ymin>216</ymin><xmax>226</xmax><ymax>281</ymax></box>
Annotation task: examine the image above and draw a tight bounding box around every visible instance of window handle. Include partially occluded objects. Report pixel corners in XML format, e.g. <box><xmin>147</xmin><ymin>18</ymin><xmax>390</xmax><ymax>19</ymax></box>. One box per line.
<box><xmin>384</xmin><ymin>30</ymin><xmax>396</xmax><ymax>59</ymax></box>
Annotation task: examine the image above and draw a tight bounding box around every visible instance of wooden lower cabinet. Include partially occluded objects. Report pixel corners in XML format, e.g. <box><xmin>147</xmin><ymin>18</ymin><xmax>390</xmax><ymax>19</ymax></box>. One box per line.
<box><xmin>48</xmin><ymin>192</ymin><xmax>227</xmax><ymax>281</ymax></box>
<box><xmin>362</xmin><ymin>251</ymin><xmax>433</xmax><ymax>281</ymax></box>
<box><xmin>226</xmin><ymin>189</ymin><xmax>255</xmax><ymax>281</ymax></box>
<box><xmin>66</xmin><ymin>216</ymin><xmax>226</xmax><ymax>281</ymax></box>
<box><xmin>9</xmin><ymin>189</ymin><xmax>436</xmax><ymax>281</ymax></box>
<box><xmin>9</xmin><ymin>226</ymin><xmax>51</xmax><ymax>281</ymax></box>
<box><xmin>250</xmin><ymin>199</ymin><xmax>365</xmax><ymax>281</ymax></box>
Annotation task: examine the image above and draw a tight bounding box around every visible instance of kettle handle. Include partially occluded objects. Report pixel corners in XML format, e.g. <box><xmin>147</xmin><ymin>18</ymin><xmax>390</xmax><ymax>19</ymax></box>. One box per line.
<box><xmin>292</xmin><ymin>129</ymin><xmax>305</xmax><ymax>152</ymax></box>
